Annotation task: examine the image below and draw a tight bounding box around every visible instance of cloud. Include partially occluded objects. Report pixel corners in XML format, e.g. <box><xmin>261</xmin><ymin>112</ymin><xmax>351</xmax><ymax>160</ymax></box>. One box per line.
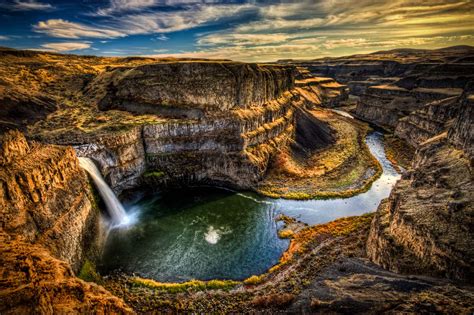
<box><xmin>147</xmin><ymin>41</ymin><xmax>326</xmax><ymax>62</ymax></box>
<box><xmin>0</xmin><ymin>36</ymin><xmax>10</xmax><ymax>40</ymax></box>
<box><xmin>183</xmin><ymin>0</ymin><xmax>474</xmax><ymax>61</ymax></box>
<box><xmin>197</xmin><ymin>33</ymin><xmax>292</xmax><ymax>47</ymax></box>
<box><xmin>21</xmin><ymin>0</ymin><xmax>474</xmax><ymax>61</ymax></box>
<box><xmin>5</xmin><ymin>0</ymin><xmax>54</xmax><ymax>11</ymax></box>
<box><xmin>40</xmin><ymin>42</ymin><xmax>92</xmax><ymax>52</ymax></box>
<box><xmin>96</xmin><ymin>0</ymin><xmax>157</xmax><ymax>15</ymax></box>
<box><xmin>34</xmin><ymin>4</ymin><xmax>255</xmax><ymax>39</ymax></box>
<box><xmin>154</xmin><ymin>34</ymin><xmax>169</xmax><ymax>41</ymax></box>
<box><xmin>33</xmin><ymin>19</ymin><xmax>126</xmax><ymax>39</ymax></box>
<box><xmin>95</xmin><ymin>0</ymin><xmax>232</xmax><ymax>15</ymax></box>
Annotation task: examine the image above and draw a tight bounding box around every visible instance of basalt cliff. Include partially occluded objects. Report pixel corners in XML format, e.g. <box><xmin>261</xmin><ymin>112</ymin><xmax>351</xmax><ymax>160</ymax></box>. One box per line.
<box><xmin>1</xmin><ymin>46</ymin><xmax>473</xmax><ymax>313</ymax></box>
<box><xmin>286</xmin><ymin>47</ymin><xmax>474</xmax><ymax>281</ymax></box>
<box><xmin>0</xmin><ymin>131</ymin><xmax>131</xmax><ymax>313</ymax></box>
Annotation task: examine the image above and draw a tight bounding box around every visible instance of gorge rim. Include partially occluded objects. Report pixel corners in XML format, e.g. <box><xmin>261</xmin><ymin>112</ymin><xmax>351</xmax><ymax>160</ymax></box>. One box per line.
<box><xmin>1</xmin><ymin>1</ymin><xmax>473</xmax><ymax>313</ymax></box>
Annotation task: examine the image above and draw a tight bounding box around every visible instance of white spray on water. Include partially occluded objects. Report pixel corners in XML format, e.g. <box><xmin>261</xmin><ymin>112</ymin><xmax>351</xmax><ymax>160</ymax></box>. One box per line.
<box><xmin>78</xmin><ymin>157</ymin><xmax>129</xmax><ymax>225</ymax></box>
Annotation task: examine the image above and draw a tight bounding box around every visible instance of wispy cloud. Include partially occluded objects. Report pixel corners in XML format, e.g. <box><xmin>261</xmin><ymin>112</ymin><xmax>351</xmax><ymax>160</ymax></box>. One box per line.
<box><xmin>96</xmin><ymin>0</ymin><xmax>157</xmax><ymax>16</ymax></box>
<box><xmin>0</xmin><ymin>35</ymin><xmax>10</xmax><ymax>40</ymax></box>
<box><xmin>178</xmin><ymin>0</ymin><xmax>474</xmax><ymax>61</ymax></box>
<box><xmin>33</xmin><ymin>19</ymin><xmax>126</xmax><ymax>39</ymax></box>
<box><xmin>4</xmin><ymin>0</ymin><xmax>54</xmax><ymax>11</ymax></box>
<box><xmin>40</xmin><ymin>41</ymin><xmax>92</xmax><ymax>52</ymax></box>
<box><xmin>153</xmin><ymin>34</ymin><xmax>169</xmax><ymax>41</ymax></box>
<box><xmin>34</xmin><ymin>4</ymin><xmax>255</xmax><ymax>39</ymax></box>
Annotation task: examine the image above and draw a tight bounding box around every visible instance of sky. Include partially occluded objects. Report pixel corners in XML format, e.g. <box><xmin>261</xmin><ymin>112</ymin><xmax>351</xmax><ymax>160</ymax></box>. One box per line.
<box><xmin>0</xmin><ymin>0</ymin><xmax>473</xmax><ymax>62</ymax></box>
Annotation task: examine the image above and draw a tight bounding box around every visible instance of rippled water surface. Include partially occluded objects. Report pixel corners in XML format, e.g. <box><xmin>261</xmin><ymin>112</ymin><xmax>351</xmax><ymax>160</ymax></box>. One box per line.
<box><xmin>99</xmin><ymin>132</ymin><xmax>400</xmax><ymax>281</ymax></box>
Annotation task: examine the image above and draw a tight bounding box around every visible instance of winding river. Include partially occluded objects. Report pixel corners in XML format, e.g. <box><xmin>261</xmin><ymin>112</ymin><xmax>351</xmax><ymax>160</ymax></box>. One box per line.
<box><xmin>99</xmin><ymin>131</ymin><xmax>400</xmax><ymax>282</ymax></box>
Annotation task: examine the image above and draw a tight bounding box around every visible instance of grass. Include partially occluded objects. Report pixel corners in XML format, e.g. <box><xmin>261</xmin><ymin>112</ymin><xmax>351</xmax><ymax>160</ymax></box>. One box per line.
<box><xmin>258</xmin><ymin>161</ymin><xmax>382</xmax><ymax>200</ymax></box>
<box><xmin>78</xmin><ymin>259</ymin><xmax>102</xmax><ymax>284</ymax></box>
<box><xmin>278</xmin><ymin>229</ymin><xmax>295</xmax><ymax>239</ymax></box>
<box><xmin>132</xmin><ymin>278</ymin><xmax>239</xmax><ymax>293</ymax></box>
<box><xmin>143</xmin><ymin>170</ymin><xmax>165</xmax><ymax>178</ymax></box>
<box><xmin>276</xmin><ymin>213</ymin><xmax>374</xmax><ymax>268</ymax></box>
<box><xmin>244</xmin><ymin>275</ymin><xmax>265</xmax><ymax>285</ymax></box>
<box><xmin>251</xmin><ymin>293</ymin><xmax>295</xmax><ymax>307</ymax></box>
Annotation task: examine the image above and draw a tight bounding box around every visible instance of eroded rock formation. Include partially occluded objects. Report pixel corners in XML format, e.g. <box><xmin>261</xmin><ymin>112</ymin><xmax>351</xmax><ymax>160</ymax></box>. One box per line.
<box><xmin>0</xmin><ymin>131</ymin><xmax>131</xmax><ymax>313</ymax></box>
<box><xmin>283</xmin><ymin>46</ymin><xmax>474</xmax><ymax>284</ymax></box>
<box><xmin>91</xmin><ymin>62</ymin><xmax>295</xmax><ymax>116</ymax></box>
<box><xmin>367</xmin><ymin>91</ymin><xmax>474</xmax><ymax>281</ymax></box>
<box><xmin>283</xmin><ymin>46</ymin><xmax>474</xmax><ymax>129</ymax></box>
<box><xmin>48</xmin><ymin>62</ymin><xmax>340</xmax><ymax>193</ymax></box>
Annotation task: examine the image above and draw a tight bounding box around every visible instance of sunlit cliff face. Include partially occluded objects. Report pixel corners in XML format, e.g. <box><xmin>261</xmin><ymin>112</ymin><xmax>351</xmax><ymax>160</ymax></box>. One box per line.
<box><xmin>1</xmin><ymin>0</ymin><xmax>473</xmax><ymax>61</ymax></box>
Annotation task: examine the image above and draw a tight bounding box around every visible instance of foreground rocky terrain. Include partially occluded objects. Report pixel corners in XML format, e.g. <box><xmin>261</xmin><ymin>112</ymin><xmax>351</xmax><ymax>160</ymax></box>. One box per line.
<box><xmin>0</xmin><ymin>131</ymin><xmax>131</xmax><ymax>313</ymax></box>
<box><xmin>0</xmin><ymin>46</ymin><xmax>473</xmax><ymax>313</ymax></box>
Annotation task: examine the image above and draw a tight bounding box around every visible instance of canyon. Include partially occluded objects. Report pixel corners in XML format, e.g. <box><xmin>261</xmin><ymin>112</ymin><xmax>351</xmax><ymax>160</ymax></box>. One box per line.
<box><xmin>0</xmin><ymin>46</ymin><xmax>473</xmax><ymax>313</ymax></box>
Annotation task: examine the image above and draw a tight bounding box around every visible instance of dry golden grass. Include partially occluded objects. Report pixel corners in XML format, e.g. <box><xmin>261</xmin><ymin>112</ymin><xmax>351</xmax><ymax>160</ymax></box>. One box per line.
<box><xmin>132</xmin><ymin>277</ymin><xmax>239</xmax><ymax>293</ymax></box>
<box><xmin>277</xmin><ymin>214</ymin><xmax>374</xmax><ymax>267</ymax></box>
<box><xmin>0</xmin><ymin>49</ymin><xmax>191</xmax><ymax>137</ymax></box>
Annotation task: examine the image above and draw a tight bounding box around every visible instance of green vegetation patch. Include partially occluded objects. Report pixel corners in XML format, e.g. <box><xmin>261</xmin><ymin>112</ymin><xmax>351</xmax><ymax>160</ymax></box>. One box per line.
<box><xmin>132</xmin><ymin>278</ymin><xmax>239</xmax><ymax>293</ymax></box>
<box><xmin>243</xmin><ymin>275</ymin><xmax>265</xmax><ymax>285</ymax></box>
<box><xmin>143</xmin><ymin>170</ymin><xmax>165</xmax><ymax>178</ymax></box>
<box><xmin>78</xmin><ymin>259</ymin><xmax>102</xmax><ymax>284</ymax></box>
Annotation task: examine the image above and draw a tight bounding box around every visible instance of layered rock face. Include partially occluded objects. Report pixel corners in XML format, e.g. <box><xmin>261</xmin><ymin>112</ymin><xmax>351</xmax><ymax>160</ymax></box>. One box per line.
<box><xmin>367</xmin><ymin>92</ymin><xmax>474</xmax><ymax>281</ymax></box>
<box><xmin>143</xmin><ymin>92</ymin><xmax>297</xmax><ymax>188</ymax></box>
<box><xmin>395</xmin><ymin>82</ymin><xmax>474</xmax><ymax>150</ymax></box>
<box><xmin>294</xmin><ymin>76</ymin><xmax>348</xmax><ymax>108</ymax></box>
<box><xmin>357</xmin><ymin>85</ymin><xmax>463</xmax><ymax>128</ymax></box>
<box><xmin>448</xmin><ymin>91</ymin><xmax>474</xmax><ymax>158</ymax></box>
<box><xmin>283</xmin><ymin>46</ymin><xmax>474</xmax><ymax>96</ymax></box>
<box><xmin>0</xmin><ymin>131</ymin><xmax>131</xmax><ymax>313</ymax></box>
<box><xmin>69</xmin><ymin>62</ymin><xmax>335</xmax><ymax>193</ymax></box>
<box><xmin>394</xmin><ymin>96</ymin><xmax>460</xmax><ymax>147</ymax></box>
<box><xmin>91</xmin><ymin>62</ymin><xmax>295</xmax><ymax>117</ymax></box>
<box><xmin>282</xmin><ymin>46</ymin><xmax>474</xmax><ymax>129</ymax></box>
<box><xmin>60</xmin><ymin>127</ymin><xmax>146</xmax><ymax>194</ymax></box>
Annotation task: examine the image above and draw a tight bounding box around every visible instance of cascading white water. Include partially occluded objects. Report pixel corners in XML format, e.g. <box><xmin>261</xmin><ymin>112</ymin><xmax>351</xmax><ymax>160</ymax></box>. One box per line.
<box><xmin>78</xmin><ymin>157</ymin><xmax>129</xmax><ymax>225</ymax></box>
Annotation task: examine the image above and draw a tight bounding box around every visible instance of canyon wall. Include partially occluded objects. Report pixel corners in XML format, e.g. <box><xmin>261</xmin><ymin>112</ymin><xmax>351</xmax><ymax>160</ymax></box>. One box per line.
<box><xmin>285</xmin><ymin>47</ymin><xmax>474</xmax><ymax>130</ymax></box>
<box><xmin>90</xmin><ymin>62</ymin><xmax>295</xmax><ymax>116</ymax></box>
<box><xmin>58</xmin><ymin>62</ymin><xmax>333</xmax><ymax>194</ymax></box>
<box><xmin>285</xmin><ymin>48</ymin><xmax>474</xmax><ymax>282</ymax></box>
<box><xmin>143</xmin><ymin>92</ymin><xmax>296</xmax><ymax>189</ymax></box>
<box><xmin>69</xmin><ymin>127</ymin><xmax>146</xmax><ymax>194</ymax></box>
<box><xmin>366</xmin><ymin>91</ymin><xmax>473</xmax><ymax>281</ymax></box>
<box><xmin>0</xmin><ymin>131</ymin><xmax>131</xmax><ymax>313</ymax></box>
<box><xmin>356</xmin><ymin>85</ymin><xmax>462</xmax><ymax>128</ymax></box>
<box><xmin>394</xmin><ymin>96</ymin><xmax>459</xmax><ymax>148</ymax></box>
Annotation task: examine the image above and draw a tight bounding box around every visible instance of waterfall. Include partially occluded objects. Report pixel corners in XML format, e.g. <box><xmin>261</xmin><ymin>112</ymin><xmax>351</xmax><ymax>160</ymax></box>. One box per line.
<box><xmin>78</xmin><ymin>157</ymin><xmax>129</xmax><ymax>225</ymax></box>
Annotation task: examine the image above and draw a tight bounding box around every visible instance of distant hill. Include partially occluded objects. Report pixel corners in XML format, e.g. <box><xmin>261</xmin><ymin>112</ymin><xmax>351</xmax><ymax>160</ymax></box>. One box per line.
<box><xmin>278</xmin><ymin>45</ymin><xmax>474</xmax><ymax>63</ymax></box>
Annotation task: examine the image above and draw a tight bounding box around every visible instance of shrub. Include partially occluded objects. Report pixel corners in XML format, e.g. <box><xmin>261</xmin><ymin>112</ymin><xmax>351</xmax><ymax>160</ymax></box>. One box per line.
<box><xmin>244</xmin><ymin>275</ymin><xmax>265</xmax><ymax>285</ymax></box>
<box><xmin>278</xmin><ymin>229</ymin><xmax>294</xmax><ymax>239</ymax></box>
<box><xmin>78</xmin><ymin>260</ymin><xmax>102</xmax><ymax>284</ymax></box>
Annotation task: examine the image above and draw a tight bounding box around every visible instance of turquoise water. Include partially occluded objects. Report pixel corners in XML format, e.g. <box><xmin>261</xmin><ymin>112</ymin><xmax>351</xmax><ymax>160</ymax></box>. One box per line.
<box><xmin>99</xmin><ymin>132</ymin><xmax>400</xmax><ymax>281</ymax></box>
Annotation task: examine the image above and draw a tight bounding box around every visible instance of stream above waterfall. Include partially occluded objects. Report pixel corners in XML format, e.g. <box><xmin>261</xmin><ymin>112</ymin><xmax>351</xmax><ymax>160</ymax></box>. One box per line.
<box><xmin>99</xmin><ymin>131</ymin><xmax>400</xmax><ymax>282</ymax></box>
